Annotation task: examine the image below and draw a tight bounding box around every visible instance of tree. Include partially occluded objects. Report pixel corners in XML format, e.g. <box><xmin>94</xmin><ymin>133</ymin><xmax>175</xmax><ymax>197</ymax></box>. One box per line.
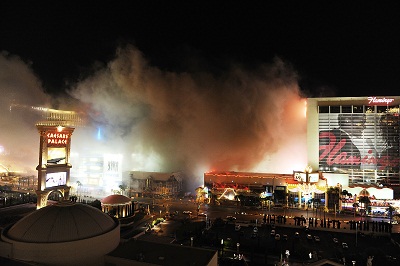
<box><xmin>327</xmin><ymin>186</ymin><xmax>340</xmax><ymax>211</ymax></box>
<box><xmin>119</xmin><ymin>183</ymin><xmax>127</xmax><ymax>195</ymax></box>
<box><xmin>353</xmin><ymin>202</ymin><xmax>359</xmax><ymax>217</ymax></box>
<box><xmin>387</xmin><ymin>204</ymin><xmax>396</xmax><ymax>224</ymax></box>
<box><xmin>310</xmin><ymin>198</ymin><xmax>321</xmax><ymax>217</ymax></box>
<box><xmin>76</xmin><ymin>181</ymin><xmax>82</xmax><ymax>197</ymax></box>
<box><xmin>90</xmin><ymin>199</ymin><xmax>102</xmax><ymax>210</ymax></box>
<box><xmin>358</xmin><ymin>196</ymin><xmax>371</xmax><ymax>215</ymax></box>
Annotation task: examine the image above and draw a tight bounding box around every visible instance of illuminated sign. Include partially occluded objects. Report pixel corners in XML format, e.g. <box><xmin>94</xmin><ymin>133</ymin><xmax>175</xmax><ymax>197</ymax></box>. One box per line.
<box><xmin>309</xmin><ymin>173</ymin><xmax>319</xmax><ymax>182</ymax></box>
<box><xmin>47</xmin><ymin>132</ymin><xmax>70</xmax><ymax>146</ymax></box>
<box><xmin>47</xmin><ymin>147</ymin><xmax>66</xmax><ymax>164</ymax></box>
<box><xmin>46</xmin><ymin>172</ymin><xmax>67</xmax><ymax>188</ymax></box>
<box><xmin>319</xmin><ymin>132</ymin><xmax>400</xmax><ymax>170</ymax></box>
<box><xmin>294</xmin><ymin>172</ymin><xmax>303</xmax><ymax>182</ymax></box>
<box><xmin>319</xmin><ymin>110</ymin><xmax>400</xmax><ymax>184</ymax></box>
<box><xmin>294</xmin><ymin>172</ymin><xmax>319</xmax><ymax>183</ymax></box>
<box><xmin>367</xmin><ymin>97</ymin><xmax>395</xmax><ymax>105</ymax></box>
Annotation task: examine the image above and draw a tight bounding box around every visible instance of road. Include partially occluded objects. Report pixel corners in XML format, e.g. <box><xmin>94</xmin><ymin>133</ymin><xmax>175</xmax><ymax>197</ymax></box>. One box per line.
<box><xmin>136</xmin><ymin>197</ymin><xmax>399</xmax><ymax>232</ymax></box>
<box><xmin>1</xmin><ymin>199</ymin><xmax>400</xmax><ymax>265</ymax></box>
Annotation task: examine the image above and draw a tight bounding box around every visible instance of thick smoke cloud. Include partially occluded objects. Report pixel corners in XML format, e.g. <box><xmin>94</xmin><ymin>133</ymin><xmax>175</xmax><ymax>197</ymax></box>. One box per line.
<box><xmin>0</xmin><ymin>52</ymin><xmax>51</xmax><ymax>174</ymax></box>
<box><xmin>69</xmin><ymin>45</ymin><xmax>307</xmax><ymax>189</ymax></box>
<box><xmin>0</xmin><ymin>46</ymin><xmax>307</xmax><ymax>191</ymax></box>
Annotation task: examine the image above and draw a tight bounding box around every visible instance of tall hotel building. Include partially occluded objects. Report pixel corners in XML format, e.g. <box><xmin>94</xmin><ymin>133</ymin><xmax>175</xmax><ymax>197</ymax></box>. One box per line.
<box><xmin>307</xmin><ymin>96</ymin><xmax>400</xmax><ymax>187</ymax></box>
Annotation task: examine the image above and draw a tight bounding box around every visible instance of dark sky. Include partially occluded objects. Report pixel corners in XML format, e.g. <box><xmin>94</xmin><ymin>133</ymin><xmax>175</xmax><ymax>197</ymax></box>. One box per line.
<box><xmin>1</xmin><ymin>1</ymin><xmax>400</xmax><ymax>97</ymax></box>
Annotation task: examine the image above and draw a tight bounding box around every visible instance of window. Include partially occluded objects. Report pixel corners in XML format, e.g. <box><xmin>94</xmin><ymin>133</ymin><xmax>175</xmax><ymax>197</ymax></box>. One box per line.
<box><xmin>330</xmin><ymin>106</ymin><xmax>340</xmax><ymax>113</ymax></box>
<box><xmin>319</xmin><ymin>106</ymin><xmax>329</xmax><ymax>113</ymax></box>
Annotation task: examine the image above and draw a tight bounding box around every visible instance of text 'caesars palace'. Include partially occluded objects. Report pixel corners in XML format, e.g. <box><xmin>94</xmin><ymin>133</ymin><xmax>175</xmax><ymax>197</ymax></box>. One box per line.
<box><xmin>2</xmin><ymin>96</ymin><xmax>400</xmax><ymax>214</ymax></box>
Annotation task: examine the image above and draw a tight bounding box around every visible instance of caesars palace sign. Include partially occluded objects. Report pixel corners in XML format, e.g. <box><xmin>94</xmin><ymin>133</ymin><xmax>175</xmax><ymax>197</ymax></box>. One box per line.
<box><xmin>47</xmin><ymin>132</ymin><xmax>70</xmax><ymax>146</ymax></box>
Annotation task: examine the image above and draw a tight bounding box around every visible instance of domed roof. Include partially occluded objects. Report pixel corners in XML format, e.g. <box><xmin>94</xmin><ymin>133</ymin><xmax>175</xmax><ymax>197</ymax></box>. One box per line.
<box><xmin>101</xmin><ymin>194</ymin><xmax>131</xmax><ymax>205</ymax></box>
<box><xmin>6</xmin><ymin>201</ymin><xmax>117</xmax><ymax>243</ymax></box>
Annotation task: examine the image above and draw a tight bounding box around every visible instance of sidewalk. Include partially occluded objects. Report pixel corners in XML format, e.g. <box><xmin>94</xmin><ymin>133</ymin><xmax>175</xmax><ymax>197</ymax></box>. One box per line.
<box><xmin>262</xmin><ymin>217</ymin><xmax>392</xmax><ymax>236</ymax></box>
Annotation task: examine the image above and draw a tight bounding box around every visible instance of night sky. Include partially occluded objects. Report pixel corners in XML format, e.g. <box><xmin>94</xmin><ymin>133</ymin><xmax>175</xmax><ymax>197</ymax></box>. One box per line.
<box><xmin>1</xmin><ymin>1</ymin><xmax>399</xmax><ymax>97</ymax></box>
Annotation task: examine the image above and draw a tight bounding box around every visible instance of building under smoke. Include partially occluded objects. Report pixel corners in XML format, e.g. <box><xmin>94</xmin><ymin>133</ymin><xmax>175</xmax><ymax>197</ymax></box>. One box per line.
<box><xmin>127</xmin><ymin>171</ymin><xmax>184</xmax><ymax>198</ymax></box>
<box><xmin>203</xmin><ymin>96</ymin><xmax>400</xmax><ymax>210</ymax></box>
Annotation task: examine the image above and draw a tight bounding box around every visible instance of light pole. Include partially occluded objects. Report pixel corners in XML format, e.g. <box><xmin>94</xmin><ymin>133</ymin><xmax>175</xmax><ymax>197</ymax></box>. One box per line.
<box><xmin>306</xmin><ymin>207</ymin><xmax>309</xmax><ymax>223</ymax></box>
<box><xmin>355</xmin><ymin>222</ymin><xmax>358</xmax><ymax>247</ymax></box>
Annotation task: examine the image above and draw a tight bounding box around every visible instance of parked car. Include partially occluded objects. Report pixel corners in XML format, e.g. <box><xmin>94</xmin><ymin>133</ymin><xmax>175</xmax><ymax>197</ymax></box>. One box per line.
<box><xmin>306</xmin><ymin>234</ymin><xmax>312</xmax><ymax>240</ymax></box>
<box><xmin>282</xmin><ymin>234</ymin><xmax>288</xmax><ymax>241</ymax></box>
<box><xmin>294</xmin><ymin>232</ymin><xmax>300</xmax><ymax>238</ymax></box>
<box><xmin>270</xmin><ymin>229</ymin><xmax>276</xmax><ymax>236</ymax></box>
<box><xmin>198</xmin><ymin>212</ymin><xmax>207</xmax><ymax>217</ymax></box>
<box><xmin>314</xmin><ymin>235</ymin><xmax>320</xmax><ymax>242</ymax></box>
<box><xmin>183</xmin><ymin>211</ymin><xmax>192</xmax><ymax>215</ymax></box>
<box><xmin>235</xmin><ymin>225</ymin><xmax>241</xmax><ymax>231</ymax></box>
<box><xmin>226</xmin><ymin>216</ymin><xmax>237</xmax><ymax>221</ymax></box>
<box><xmin>275</xmin><ymin>234</ymin><xmax>281</xmax><ymax>241</ymax></box>
<box><xmin>333</xmin><ymin>238</ymin><xmax>339</xmax><ymax>244</ymax></box>
<box><xmin>342</xmin><ymin>242</ymin><xmax>348</xmax><ymax>249</ymax></box>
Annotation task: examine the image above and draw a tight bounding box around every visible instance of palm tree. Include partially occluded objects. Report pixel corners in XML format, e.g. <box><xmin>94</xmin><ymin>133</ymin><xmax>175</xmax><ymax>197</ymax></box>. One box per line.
<box><xmin>311</xmin><ymin>198</ymin><xmax>321</xmax><ymax>218</ymax></box>
<box><xmin>359</xmin><ymin>196</ymin><xmax>371</xmax><ymax>216</ymax></box>
<box><xmin>387</xmin><ymin>204</ymin><xmax>396</xmax><ymax>224</ymax></box>
<box><xmin>119</xmin><ymin>183</ymin><xmax>127</xmax><ymax>195</ymax></box>
<box><xmin>341</xmin><ymin>190</ymin><xmax>349</xmax><ymax>208</ymax></box>
<box><xmin>353</xmin><ymin>202</ymin><xmax>359</xmax><ymax>217</ymax></box>
<box><xmin>76</xmin><ymin>181</ymin><xmax>82</xmax><ymax>197</ymax></box>
<box><xmin>327</xmin><ymin>186</ymin><xmax>340</xmax><ymax>211</ymax></box>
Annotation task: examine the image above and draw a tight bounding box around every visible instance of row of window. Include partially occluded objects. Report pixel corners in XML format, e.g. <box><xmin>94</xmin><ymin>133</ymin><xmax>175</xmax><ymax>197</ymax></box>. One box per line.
<box><xmin>318</xmin><ymin>108</ymin><xmax>400</xmax><ymax>185</ymax></box>
<box><xmin>319</xmin><ymin>105</ymin><xmax>400</xmax><ymax>114</ymax></box>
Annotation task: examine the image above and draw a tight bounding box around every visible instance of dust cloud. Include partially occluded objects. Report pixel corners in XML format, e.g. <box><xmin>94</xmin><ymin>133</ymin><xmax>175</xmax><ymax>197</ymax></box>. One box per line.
<box><xmin>68</xmin><ymin>45</ymin><xmax>307</xmax><ymax>190</ymax></box>
<box><xmin>0</xmin><ymin>46</ymin><xmax>308</xmax><ymax>192</ymax></box>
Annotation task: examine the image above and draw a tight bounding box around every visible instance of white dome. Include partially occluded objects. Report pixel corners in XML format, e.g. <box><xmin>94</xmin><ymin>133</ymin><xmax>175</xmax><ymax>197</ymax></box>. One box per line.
<box><xmin>1</xmin><ymin>201</ymin><xmax>120</xmax><ymax>266</ymax></box>
<box><xmin>6</xmin><ymin>201</ymin><xmax>116</xmax><ymax>243</ymax></box>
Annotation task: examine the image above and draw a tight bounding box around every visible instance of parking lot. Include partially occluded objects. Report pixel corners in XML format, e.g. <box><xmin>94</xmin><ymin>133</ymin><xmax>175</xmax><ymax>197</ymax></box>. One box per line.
<box><xmin>199</xmin><ymin>219</ymin><xmax>400</xmax><ymax>265</ymax></box>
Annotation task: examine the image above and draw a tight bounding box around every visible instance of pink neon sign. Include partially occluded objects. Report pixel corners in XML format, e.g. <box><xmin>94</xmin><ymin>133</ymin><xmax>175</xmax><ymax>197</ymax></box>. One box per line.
<box><xmin>367</xmin><ymin>97</ymin><xmax>395</xmax><ymax>105</ymax></box>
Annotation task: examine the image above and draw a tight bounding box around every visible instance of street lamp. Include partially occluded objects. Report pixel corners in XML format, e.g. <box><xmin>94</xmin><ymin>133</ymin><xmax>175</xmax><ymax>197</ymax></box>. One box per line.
<box><xmin>355</xmin><ymin>222</ymin><xmax>358</xmax><ymax>247</ymax></box>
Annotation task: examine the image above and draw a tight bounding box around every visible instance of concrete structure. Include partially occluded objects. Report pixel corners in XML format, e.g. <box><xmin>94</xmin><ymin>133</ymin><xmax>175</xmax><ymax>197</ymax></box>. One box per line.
<box><xmin>105</xmin><ymin>237</ymin><xmax>218</xmax><ymax>266</ymax></box>
<box><xmin>203</xmin><ymin>96</ymin><xmax>400</xmax><ymax>210</ymax></box>
<box><xmin>128</xmin><ymin>171</ymin><xmax>184</xmax><ymax>198</ymax></box>
<box><xmin>101</xmin><ymin>194</ymin><xmax>134</xmax><ymax>218</ymax></box>
<box><xmin>307</xmin><ymin>96</ymin><xmax>400</xmax><ymax>187</ymax></box>
<box><xmin>36</xmin><ymin>125</ymin><xmax>75</xmax><ymax>209</ymax></box>
<box><xmin>0</xmin><ymin>202</ymin><xmax>120</xmax><ymax>266</ymax></box>
<box><xmin>204</xmin><ymin>171</ymin><xmax>328</xmax><ymax>209</ymax></box>
<box><xmin>34</xmin><ymin>108</ymin><xmax>84</xmax><ymax>209</ymax></box>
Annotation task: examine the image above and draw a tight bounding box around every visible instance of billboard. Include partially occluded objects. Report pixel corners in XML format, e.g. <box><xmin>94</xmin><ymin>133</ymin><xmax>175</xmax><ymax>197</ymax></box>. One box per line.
<box><xmin>46</xmin><ymin>130</ymin><xmax>71</xmax><ymax>164</ymax></box>
<box><xmin>46</xmin><ymin>172</ymin><xmax>67</xmax><ymax>188</ymax></box>
<box><xmin>318</xmin><ymin>107</ymin><xmax>400</xmax><ymax>184</ymax></box>
<box><xmin>294</xmin><ymin>172</ymin><xmax>319</xmax><ymax>183</ymax></box>
<box><xmin>47</xmin><ymin>147</ymin><xmax>66</xmax><ymax>164</ymax></box>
